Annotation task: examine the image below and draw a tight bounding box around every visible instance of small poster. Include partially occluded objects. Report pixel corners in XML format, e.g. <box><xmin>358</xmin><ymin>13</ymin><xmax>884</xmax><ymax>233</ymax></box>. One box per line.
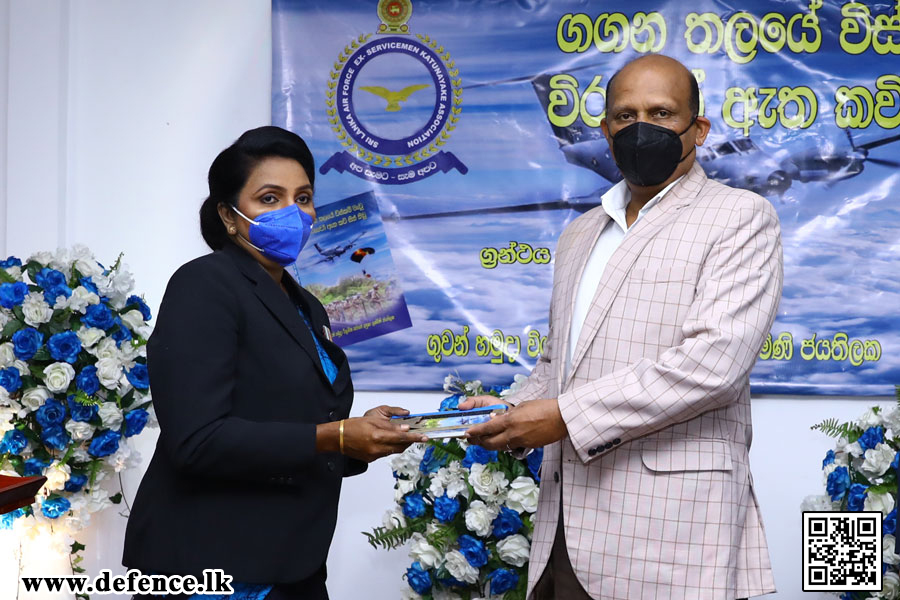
<box><xmin>291</xmin><ymin>191</ymin><xmax>413</xmax><ymax>346</ymax></box>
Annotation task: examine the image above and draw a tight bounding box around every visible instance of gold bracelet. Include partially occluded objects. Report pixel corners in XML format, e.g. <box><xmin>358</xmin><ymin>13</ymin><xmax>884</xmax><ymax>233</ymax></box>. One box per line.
<box><xmin>339</xmin><ymin>419</ymin><xmax>345</xmax><ymax>454</ymax></box>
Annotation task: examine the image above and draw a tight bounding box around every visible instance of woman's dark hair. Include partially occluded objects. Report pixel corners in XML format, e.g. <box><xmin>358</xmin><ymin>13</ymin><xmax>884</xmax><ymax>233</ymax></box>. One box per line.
<box><xmin>199</xmin><ymin>126</ymin><xmax>316</xmax><ymax>250</ymax></box>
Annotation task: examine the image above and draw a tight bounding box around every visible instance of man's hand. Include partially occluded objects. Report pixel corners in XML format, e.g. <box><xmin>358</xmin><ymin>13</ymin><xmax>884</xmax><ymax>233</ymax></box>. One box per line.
<box><xmin>458</xmin><ymin>395</ymin><xmax>512</xmax><ymax>410</ymax></box>
<box><xmin>465</xmin><ymin>398</ymin><xmax>567</xmax><ymax>451</ymax></box>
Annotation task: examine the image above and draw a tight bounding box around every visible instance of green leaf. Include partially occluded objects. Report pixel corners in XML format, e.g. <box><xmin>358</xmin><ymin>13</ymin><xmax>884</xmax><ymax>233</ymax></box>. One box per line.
<box><xmin>109</xmin><ymin>492</ymin><xmax>123</xmax><ymax>505</ymax></box>
<box><xmin>25</xmin><ymin>261</ymin><xmax>42</xmax><ymax>284</ymax></box>
<box><xmin>120</xmin><ymin>389</ymin><xmax>136</xmax><ymax>409</ymax></box>
<box><xmin>8</xmin><ymin>455</ymin><xmax>24</xmax><ymax>475</ymax></box>
<box><xmin>1</xmin><ymin>318</ymin><xmax>24</xmax><ymax>337</ymax></box>
<box><xmin>32</xmin><ymin>348</ymin><xmax>51</xmax><ymax>361</ymax></box>
<box><xmin>810</xmin><ymin>418</ymin><xmax>861</xmax><ymax>440</ymax></box>
<box><xmin>362</xmin><ymin>520</ymin><xmax>426</xmax><ymax>550</ymax></box>
<box><xmin>427</xmin><ymin>438</ymin><xmax>466</xmax><ymax>461</ymax></box>
<box><xmin>70</xmin><ymin>541</ymin><xmax>86</xmax><ymax>553</ymax></box>
<box><xmin>0</xmin><ymin>268</ymin><xmax>16</xmax><ymax>284</ymax></box>
<box><xmin>13</xmin><ymin>305</ymin><xmax>25</xmax><ymax>322</ymax></box>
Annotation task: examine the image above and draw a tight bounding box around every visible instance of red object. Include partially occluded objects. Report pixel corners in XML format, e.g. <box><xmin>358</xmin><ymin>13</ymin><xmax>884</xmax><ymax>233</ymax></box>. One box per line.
<box><xmin>0</xmin><ymin>474</ymin><xmax>47</xmax><ymax>515</ymax></box>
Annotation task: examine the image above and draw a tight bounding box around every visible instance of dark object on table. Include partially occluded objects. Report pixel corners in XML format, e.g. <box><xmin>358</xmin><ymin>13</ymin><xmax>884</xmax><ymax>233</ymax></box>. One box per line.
<box><xmin>0</xmin><ymin>474</ymin><xmax>47</xmax><ymax>515</ymax></box>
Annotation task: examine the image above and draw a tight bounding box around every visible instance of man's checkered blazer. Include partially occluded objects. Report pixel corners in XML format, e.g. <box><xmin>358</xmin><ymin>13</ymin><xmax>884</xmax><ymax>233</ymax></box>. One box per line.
<box><xmin>509</xmin><ymin>161</ymin><xmax>781</xmax><ymax>600</ymax></box>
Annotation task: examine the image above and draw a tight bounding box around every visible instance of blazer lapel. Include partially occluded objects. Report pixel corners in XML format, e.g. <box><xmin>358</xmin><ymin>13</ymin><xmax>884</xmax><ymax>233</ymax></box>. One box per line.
<box><xmin>564</xmin><ymin>162</ymin><xmax>707</xmax><ymax>390</ymax></box>
<box><xmin>294</xmin><ymin>283</ymin><xmax>352</xmax><ymax>396</ymax></box>
<box><xmin>222</xmin><ymin>244</ymin><xmax>329</xmax><ymax>385</ymax></box>
<box><xmin>554</xmin><ymin>206</ymin><xmax>611</xmax><ymax>387</ymax></box>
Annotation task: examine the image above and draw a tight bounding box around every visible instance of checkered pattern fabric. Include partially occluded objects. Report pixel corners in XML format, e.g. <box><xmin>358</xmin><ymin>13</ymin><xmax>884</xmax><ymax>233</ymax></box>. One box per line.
<box><xmin>509</xmin><ymin>162</ymin><xmax>781</xmax><ymax>600</ymax></box>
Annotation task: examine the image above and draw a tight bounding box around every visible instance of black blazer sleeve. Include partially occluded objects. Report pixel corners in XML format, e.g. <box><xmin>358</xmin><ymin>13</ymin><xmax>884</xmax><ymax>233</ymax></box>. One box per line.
<box><xmin>148</xmin><ymin>258</ymin><xmax>317</xmax><ymax>481</ymax></box>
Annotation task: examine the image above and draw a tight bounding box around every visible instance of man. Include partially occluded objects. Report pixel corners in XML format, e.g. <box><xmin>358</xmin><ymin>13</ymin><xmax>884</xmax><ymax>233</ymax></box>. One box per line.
<box><xmin>464</xmin><ymin>54</ymin><xmax>781</xmax><ymax>600</ymax></box>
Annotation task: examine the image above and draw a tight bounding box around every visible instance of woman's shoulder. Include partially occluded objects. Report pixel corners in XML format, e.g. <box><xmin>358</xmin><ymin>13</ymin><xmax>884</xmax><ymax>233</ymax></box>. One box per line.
<box><xmin>165</xmin><ymin>249</ymin><xmax>238</xmax><ymax>294</ymax></box>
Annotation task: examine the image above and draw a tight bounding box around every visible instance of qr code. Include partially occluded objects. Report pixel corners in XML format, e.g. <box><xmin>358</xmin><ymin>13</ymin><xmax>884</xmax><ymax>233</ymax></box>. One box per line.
<box><xmin>803</xmin><ymin>511</ymin><xmax>883</xmax><ymax>591</ymax></box>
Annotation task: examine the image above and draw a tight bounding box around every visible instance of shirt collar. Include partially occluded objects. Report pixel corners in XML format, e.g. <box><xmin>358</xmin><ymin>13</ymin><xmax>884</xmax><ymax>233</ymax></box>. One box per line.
<box><xmin>601</xmin><ymin>174</ymin><xmax>685</xmax><ymax>231</ymax></box>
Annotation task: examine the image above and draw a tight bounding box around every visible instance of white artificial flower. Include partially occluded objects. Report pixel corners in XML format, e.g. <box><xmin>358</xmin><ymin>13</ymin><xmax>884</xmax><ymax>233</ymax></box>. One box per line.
<box><xmin>860</xmin><ymin>443</ymin><xmax>896</xmax><ymax>478</ymax></box>
<box><xmin>846</xmin><ymin>441</ymin><xmax>864</xmax><ymax>458</ymax></box>
<box><xmin>86</xmin><ymin>487</ymin><xmax>111</xmax><ymax>513</ymax></box>
<box><xmin>0</xmin><ymin>406</ymin><xmax>15</xmax><ymax>434</ymax></box>
<box><xmin>400</xmin><ymin>589</ymin><xmax>422</xmax><ymax>600</ymax></box>
<box><xmin>96</xmin><ymin>357</ymin><xmax>123</xmax><ymax>390</ymax></box>
<box><xmin>500</xmin><ymin>373</ymin><xmax>528</xmax><ymax>398</ymax></box>
<box><xmin>394</xmin><ymin>477</ymin><xmax>417</xmax><ymax>504</ymax></box>
<box><xmin>4</xmin><ymin>266</ymin><xmax>21</xmax><ymax>280</ymax></box>
<box><xmin>49</xmin><ymin>248</ymin><xmax>71</xmax><ymax>276</ymax></box>
<box><xmin>0</xmin><ymin>310</ymin><xmax>9</xmax><ymax>330</ymax></box>
<box><xmin>444</xmin><ymin>550</ymin><xmax>479</xmax><ymax>584</ymax></box>
<box><xmin>835</xmin><ymin>437</ymin><xmax>849</xmax><ymax>453</ymax></box>
<box><xmin>430</xmin><ymin>462</ymin><xmax>470</xmax><ymax>500</ymax></box>
<box><xmin>43</xmin><ymin>362</ymin><xmax>75</xmax><ymax>393</ymax></box>
<box><xmin>497</xmin><ymin>533</ymin><xmax>531</xmax><ymax>567</ymax></box>
<box><xmin>886</xmin><ymin>535</ymin><xmax>900</xmax><ymax>566</ymax></box>
<box><xmin>145</xmin><ymin>403</ymin><xmax>158</xmax><ymax>428</ymax></box>
<box><xmin>391</xmin><ymin>443</ymin><xmax>427</xmax><ymax>479</ymax></box>
<box><xmin>409</xmin><ymin>533</ymin><xmax>444</xmax><ymax>569</ymax></box>
<box><xmin>72</xmin><ymin>247</ymin><xmax>103</xmax><ymax>278</ymax></box>
<box><xmin>96</xmin><ymin>266</ymin><xmax>134</xmax><ymax>307</ymax></box>
<box><xmin>464</xmin><ymin>500</ymin><xmax>499</xmax><ymax>537</ymax></box>
<box><xmin>883</xmin><ymin>572</ymin><xmax>900</xmax><ymax>600</ymax></box>
<box><xmin>443</xmin><ymin>373</ymin><xmax>458</xmax><ymax>393</ymax></box>
<box><xmin>66</xmin><ymin>286</ymin><xmax>100</xmax><ymax>313</ymax></box>
<box><xmin>65</xmin><ymin>420</ymin><xmax>95</xmax><ymax>442</ymax></box>
<box><xmin>864</xmin><ymin>491</ymin><xmax>895</xmax><ymax>515</ymax></box>
<box><xmin>42</xmin><ymin>461</ymin><xmax>71</xmax><ymax>493</ymax></box>
<box><xmin>91</xmin><ymin>338</ymin><xmax>120</xmax><ymax>361</ymax></box>
<box><xmin>120</xmin><ymin>309</ymin><xmax>146</xmax><ymax>333</ymax></box>
<box><xmin>506</xmin><ymin>476</ymin><xmax>540</xmax><ymax>513</ymax></box>
<box><xmin>19</xmin><ymin>386</ymin><xmax>50</xmax><ymax>413</ymax></box>
<box><xmin>0</xmin><ymin>386</ymin><xmax>9</xmax><ymax>406</ymax></box>
<box><xmin>13</xmin><ymin>359</ymin><xmax>28</xmax><ymax>376</ymax></box>
<box><xmin>858</xmin><ymin>407</ymin><xmax>884</xmax><ymax>429</ymax></box>
<box><xmin>469</xmin><ymin>463</ymin><xmax>509</xmax><ymax>503</ymax></box>
<box><xmin>110</xmin><ymin>442</ymin><xmax>140</xmax><ymax>472</ymax></box>
<box><xmin>71</xmin><ymin>447</ymin><xmax>90</xmax><ymax>463</ymax></box>
<box><xmin>77</xmin><ymin>327</ymin><xmax>106</xmax><ymax>348</ymax></box>
<box><xmin>382</xmin><ymin>507</ymin><xmax>406</xmax><ymax>531</ymax></box>
<box><xmin>822</xmin><ymin>463</ymin><xmax>838</xmax><ymax>483</ymax></box>
<box><xmin>464</xmin><ymin>380</ymin><xmax>482</xmax><ymax>395</ymax></box>
<box><xmin>433</xmin><ymin>590</ymin><xmax>462</xmax><ymax>600</ymax></box>
<box><xmin>27</xmin><ymin>250</ymin><xmax>53</xmax><ymax>265</ymax></box>
<box><xmin>800</xmin><ymin>494</ymin><xmax>838</xmax><ymax>512</ymax></box>
<box><xmin>97</xmin><ymin>402</ymin><xmax>123</xmax><ymax>430</ymax></box>
<box><xmin>22</xmin><ymin>292</ymin><xmax>53</xmax><ymax>326</ymax></box>
<box><xmin>0</xmin><ymin>342</ymin><xmax>15</xmax><ymax>367</ymax></box>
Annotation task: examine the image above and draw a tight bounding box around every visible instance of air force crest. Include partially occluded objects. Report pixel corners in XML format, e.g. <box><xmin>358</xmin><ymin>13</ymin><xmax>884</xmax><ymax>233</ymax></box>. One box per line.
<box><xmin>320</xmin><ymin>0</ymin><xmax>467</xmax><ymax>185</ymax></box>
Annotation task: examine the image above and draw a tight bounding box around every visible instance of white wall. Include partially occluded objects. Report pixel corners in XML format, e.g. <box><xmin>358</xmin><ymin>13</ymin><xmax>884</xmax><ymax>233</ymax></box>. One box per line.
<box><xmin>0</xmin><ymin>1</ymin><xmax>888</xmax><ymax>598</ymax></box>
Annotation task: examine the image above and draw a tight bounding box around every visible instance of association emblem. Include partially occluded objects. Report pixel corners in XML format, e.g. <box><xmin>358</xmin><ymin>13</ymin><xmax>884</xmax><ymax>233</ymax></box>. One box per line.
<box><xmin>320</xmin><ymin>0</ymin><xmax>466</xmax><ymax>185</ymax></box>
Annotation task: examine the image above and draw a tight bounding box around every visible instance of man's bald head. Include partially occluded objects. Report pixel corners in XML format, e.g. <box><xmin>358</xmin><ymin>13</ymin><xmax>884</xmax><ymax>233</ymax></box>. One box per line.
<box><xmin>605</xmin><ymin>55</ymin><xmax>699</xmax><ymax>119</ymax></box>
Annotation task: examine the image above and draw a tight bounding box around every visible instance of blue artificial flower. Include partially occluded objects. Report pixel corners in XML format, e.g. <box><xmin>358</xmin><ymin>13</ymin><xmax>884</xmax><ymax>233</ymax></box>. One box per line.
<box><xmin>111</xmin><ymin>318</ymin><xmax>132</xmax><ymax>347</ymax></box>
<box><xmin>64</xmin><ymin>473</ymin><xmax>88</xmax><ymax>493</ymax></box>
<box><xmin>24</xmin><ymin>457</ymin><xmax>50</xmax><ymax>476</ymax></box>
<box><xmin>527</xmin><ymin>447</ymin><xmax>544</xmax><ymax>481</ymax></box>
<box><xmin>489</xmin><ymin>568</ymin><xmax>519</xmax><ymax>595</ymax></box>
<box><xmin>434</xmin><ymin>494</ymin><xmax>461</xmax><ymax>523</ymax></box>
<box><xmin>123</xmin><ymin>409</ymin><xmax>149</xmax><ymax>437</ymax></box>
<box><xmin>0</xmin><ymin>282</ymin><xmax>28</xmax><ymax>309</ymax></box>
<box><xmin>437</xmin><ymin>577</ymin><xmax>466</xmax><ymax>588</ymax></box>
<box><xmin>35</xmin><ymin>398</ymin><xmax>67</xmax><ymax>429</ymax></box>
<box><xmin>462</xmin><ymin>444</ymin><xmax>499</xmax><ymax>469</ymax></box>
<box><xmin>822</xmin><ymin>450</ymin><xmax>835</xmax><ymax>469</ymax></box>
<box><xmin>48</xmin><ymin>331</ymin><xmax>83</xmax><ymax>364</ymax></box>
<box><xmin>125</xmin><ymin>364</ymin><xmax>149</xmax><ymax>390</ymax></box>
<box><xmin>75</xmin><ymin>366</ymin><xmax>101</xmax><ymax>396</ymax></box>
<box><xmin>41</xmin><ymin>425</ymin><xmax>70</xmax><ymax>451</ymax></box>
<box><xmin>82</xmin><ymin>303</ymin><xmax>116</xmax><ymax>330</ymax></box>
<box><xmin>0</xmin><ymin>256</ymin><xmax>22</xmax><ymax>269</ymax></box>
<box><xmin>488</xmin><ymin>385</ymin><xmax>506</xmax><ymax>394</ymax></box>
<box><xmin>402</xmin><ymin>492</ymin><xmax>427</xmax><ymax>519</ymax></box>
<box><xmin>439</xmin><ymin>394</ymin><xmax>461</xmax><ymax>412</ymax></box>
<box><xmin>405</xmin><ymin>562</ymin><xmax>432</xmax><ymax>595</ymax></box>
<box><xmin>847</xmin><ymin>483</ymin><xmax>868</xmax><ymax>511</ymax></box>
<box><xmin>125</xmin><ymin>295</ymin><xmax>152</xmax><ymax>321</ymax></box>
<box><xmin>0</xmin><ymin>429</ymin><xmax>27</xmax><ymax>455</ymax></box>
<box><xmin>884</xmin><ymin>508</ymin><xmax>897</xmax><ymax>537</ymax></box>
<box><xmin>892</xmin><ymin>452</ymin><xmax>900</xmax><ymax>472</ymax></box>
<box><xmin>68</xmin><ymin>395</ymin><xmax>99</xmax><ymax>422</ymax></box>
<box><xmin>858</xmin><ymin>427</ymin><xmax>884</xmax><ymax>452</ymax></box>
<box><xmin>11</xmin><ymin>328</ymin><xmax>44</xmax><ymax>360</ymax></box>
<box><xmin>36</xmin><ymin>268</ymin><xmax>72</xmax><ymax>305</ymax></box>
<box><xmin>0</xmin><ymin>367</ymin><xmax>22</xmax><ymax>393</ymax></box>
<box><xmin>457</xmin><ymin>534</ymin><xmax>490</xmax><ymax>568</ymax></box>
<box><xmin>826</xmin><ymin>466</ymin><xmax>851</xmax><ymax>501</ymax></box>
<box><xmin>492</xmin><ymin>506</ymin><xmax>523</xmax><ymax>539</ymax></box>
<box><xmin>88</xmin><ymin>429</ymin><xmax>121</xmax><ymax>458</ymax></box>
<box><xmin>0</xmin><ymin>508</ymin><xmax>24</xmax><ymax>530</ymax></box>
<box><xmin>79</xmin><ymin>277</ymin><xmax>101</xmax><ymax>297</ymax></box>
<box><xmin>40</xmin><ymin>496</ymin><xmax>71</xmax><ymax>519</ymax></box>
<box><xmin>419</xmin><ymin>446</ymin><xmax>448</xmax><ymax>475</ymax></box>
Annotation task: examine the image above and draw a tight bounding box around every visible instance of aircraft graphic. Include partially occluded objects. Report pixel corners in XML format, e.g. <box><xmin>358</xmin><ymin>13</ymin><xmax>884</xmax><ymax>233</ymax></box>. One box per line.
<box><xmin>360</xmin><ymin>84</ymin><xmax>430</xmax><ymax>112</ymax></box>
<box><xmin>312</xmin><ymin>232</ymin><xmax>366</xmax><ymax>264</ymax></box>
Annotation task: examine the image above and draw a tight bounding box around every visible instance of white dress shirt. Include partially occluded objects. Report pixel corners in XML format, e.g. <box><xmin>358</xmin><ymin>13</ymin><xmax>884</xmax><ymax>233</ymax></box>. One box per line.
<box><xmin>566</xmin><ymin>176</ymin><xmax>684</xmax><ymax>377</ymax></box>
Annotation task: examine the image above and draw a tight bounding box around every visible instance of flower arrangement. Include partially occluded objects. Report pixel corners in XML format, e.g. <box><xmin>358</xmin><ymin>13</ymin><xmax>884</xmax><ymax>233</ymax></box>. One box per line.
<box><xmin>805</xmin><ymin>387</ymin><xmax>900</xmax><ymax>599</ymax></box>
<box><xmin>365</xmin><ymin>374</ymin><xmax>541</xmax><ymax>600</ymax></box>
<box><xmin>0</xmin><ymin>246</ymin><xmax>156</xmax><ymax>574</ymax></box>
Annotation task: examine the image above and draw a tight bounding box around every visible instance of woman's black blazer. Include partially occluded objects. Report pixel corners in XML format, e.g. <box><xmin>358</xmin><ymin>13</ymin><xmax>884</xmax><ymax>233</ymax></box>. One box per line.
<box><xmin>123</xmin><ymin>242</ymin><xmax>364</xmax><ymax>583</ymax></box>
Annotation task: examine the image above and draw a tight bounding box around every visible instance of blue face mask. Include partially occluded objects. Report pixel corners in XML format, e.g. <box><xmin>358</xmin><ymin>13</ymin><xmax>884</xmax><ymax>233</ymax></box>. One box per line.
<box><xmin>232</xmin><ymin>204</ymin><xmax>313</xmax><ymax>267</ymax></box>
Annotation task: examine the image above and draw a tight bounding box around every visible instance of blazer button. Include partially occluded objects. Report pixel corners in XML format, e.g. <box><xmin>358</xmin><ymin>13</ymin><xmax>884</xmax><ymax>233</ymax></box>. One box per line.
<box><xmin>553</xmin><ymin>471</ymin><xmax>560</xmax><ymax>483</ymax></box>
<box><xmin>604</xmin><ymin>441</ymin><xmax>614</xmax><ymax>450</ymax></box>
<box><xmin>588</xmin><ymin>447</ymin><xmax>597</xmax><ymax>456</ymax></box>
<box><xmin>613</xmin><ymin>438</ymin><xmax>621</xmax><ymax>445</ymax></box>
<box><xmin>327</xmin><ymin>460</ymin><xmax>336</xmax><ymax>472</ymax></box>
<box><xmin>328</xmin><ymin>410</ymin><xmax>337</xmax><ymax>420</ymax></box>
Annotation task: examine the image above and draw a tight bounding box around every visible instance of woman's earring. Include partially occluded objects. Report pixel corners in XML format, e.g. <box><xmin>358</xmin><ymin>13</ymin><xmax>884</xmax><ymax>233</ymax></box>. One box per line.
<box><xmin>228</xmin><ymin>226</ymin><xmax>236</xmax><ymax>234</ymax></box>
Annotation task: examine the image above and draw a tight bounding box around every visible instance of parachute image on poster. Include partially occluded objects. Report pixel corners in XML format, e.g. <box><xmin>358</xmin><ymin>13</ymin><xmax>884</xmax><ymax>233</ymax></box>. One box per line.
<box><xmin>290</xmin><ymin>191</ymin><xmax>413</xmax><ymax>346</ymax></box>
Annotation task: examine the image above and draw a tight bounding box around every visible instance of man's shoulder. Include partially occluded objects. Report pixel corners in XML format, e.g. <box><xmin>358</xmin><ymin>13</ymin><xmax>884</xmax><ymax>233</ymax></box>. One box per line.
<box><xmin>558</xmin><ymin>205</ymin><xmax>609</xmax><ymax>244</ymax></box>
<box><xmin>697</xmin><ymin>178</ymin><xmax>776</xmax><ymax>213</ymax></box>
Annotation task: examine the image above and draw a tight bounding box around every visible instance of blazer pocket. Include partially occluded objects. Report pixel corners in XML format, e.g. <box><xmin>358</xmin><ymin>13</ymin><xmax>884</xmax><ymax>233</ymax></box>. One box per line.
<box><xmin>640</xmin><ymin>438</ymin><xmax>734</xmax><ymax>472</ymax></box>
<box><xmin>628</xmin><ymin>265</ymin><xmax>698</xmax><ymax>282</ymax></box>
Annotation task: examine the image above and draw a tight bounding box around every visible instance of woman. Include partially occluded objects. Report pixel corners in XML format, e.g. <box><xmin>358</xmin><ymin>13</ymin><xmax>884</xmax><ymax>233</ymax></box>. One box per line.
<box><xmin>123</xmin><ymin>126</ymin><xmax>424</xmax><ymax>600</ymax></box>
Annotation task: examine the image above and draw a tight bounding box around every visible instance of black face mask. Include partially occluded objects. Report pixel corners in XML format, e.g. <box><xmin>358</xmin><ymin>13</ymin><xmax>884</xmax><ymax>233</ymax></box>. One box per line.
<box><xmin>611</xmin><ymin>118</ymin><xmax>697</xmax><ymax>187</ymax></box>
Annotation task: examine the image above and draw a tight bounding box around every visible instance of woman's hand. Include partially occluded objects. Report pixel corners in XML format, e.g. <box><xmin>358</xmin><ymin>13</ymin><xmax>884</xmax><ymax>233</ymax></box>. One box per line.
<box><xmin>320</xmin><ymin>405</ymin><xmax>427</xmax><ymax>463</ymax></box>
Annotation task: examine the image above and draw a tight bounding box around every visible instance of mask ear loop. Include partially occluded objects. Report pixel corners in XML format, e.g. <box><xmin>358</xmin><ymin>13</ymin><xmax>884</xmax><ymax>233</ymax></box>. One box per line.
<box><xmin>676</xmin><ymin>115</ymin><xmax>699</xmax><ymax>163</ymax></box>
<box><xmin>229</xmin><ymin>206</ymin><xmax>265</xmax><ymax>252</ymax></box>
